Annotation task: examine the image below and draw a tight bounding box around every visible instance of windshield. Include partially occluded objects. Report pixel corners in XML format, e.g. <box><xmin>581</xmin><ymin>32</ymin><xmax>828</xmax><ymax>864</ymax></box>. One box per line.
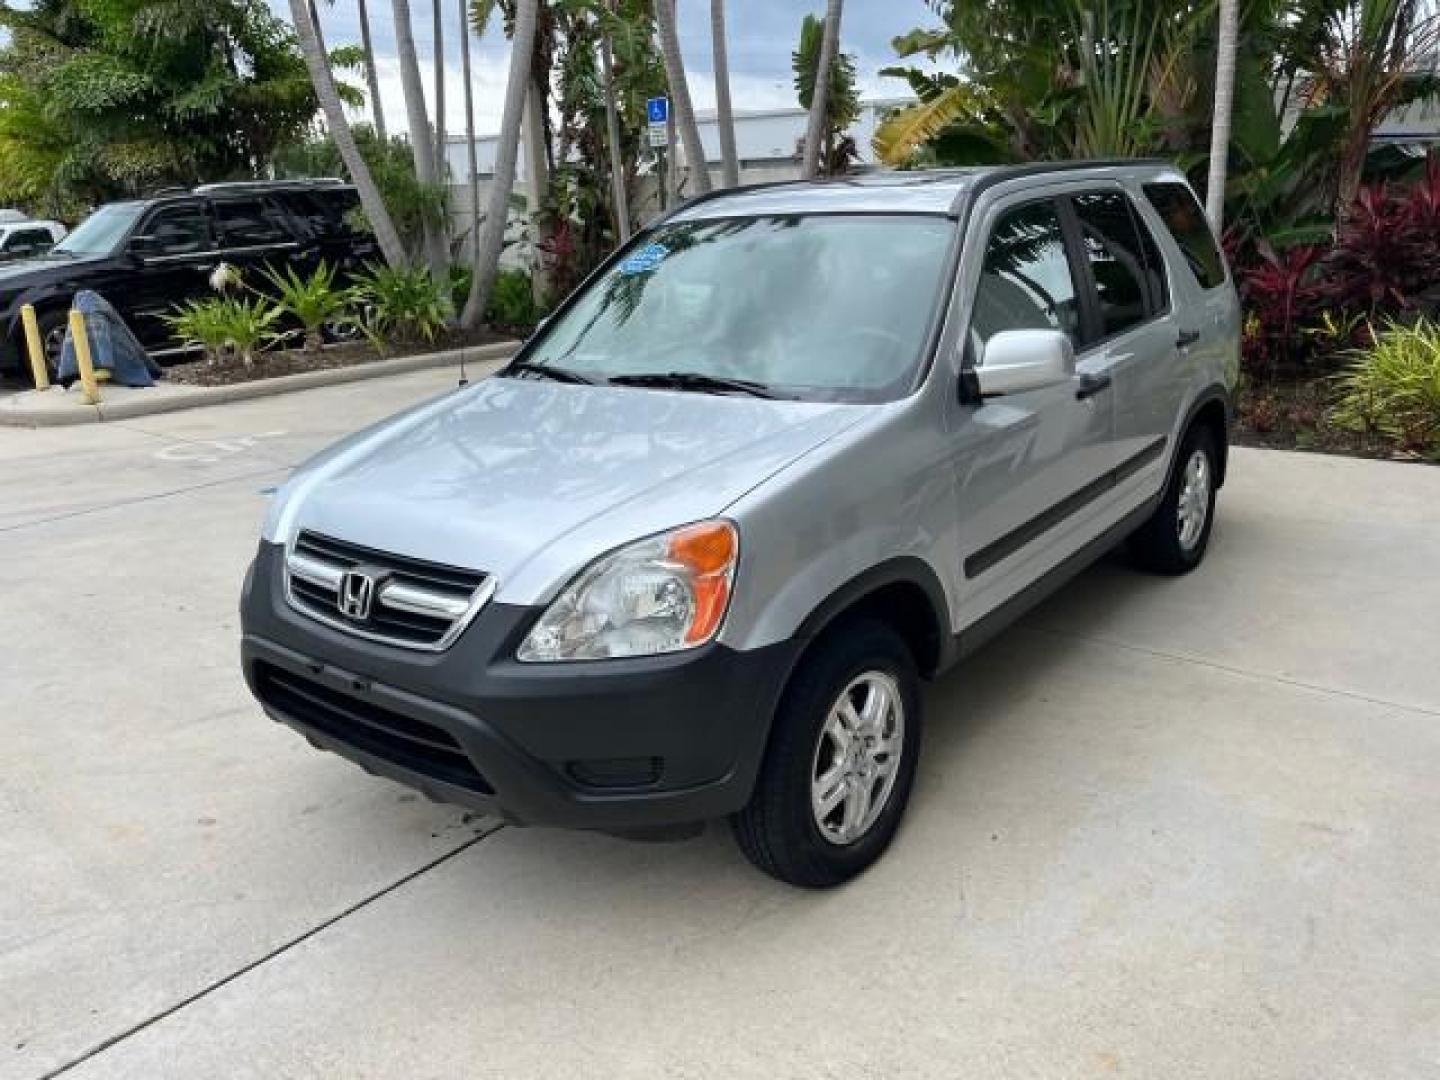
<box><xmin>54</xmin><ymin>202</ymin><xmax>146</xmax><ymax>256</ymax></box>
<box><xmin>524</xmin><ymin>214</ymin><xmax>954</xmax><ymax>402</ymax></box>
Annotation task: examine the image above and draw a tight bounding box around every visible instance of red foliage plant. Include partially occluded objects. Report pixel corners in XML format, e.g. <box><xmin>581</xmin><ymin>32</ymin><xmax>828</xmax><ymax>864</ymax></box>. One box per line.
<box><xmin>1239</xmin><ymin>241</ymin><xmax>1329</xmax><ymax>374</ymax></box>
<box><xmin>1323</xmin><ymin>182</ymin><xmax>1431</xmax><ymax>314</ymax></box>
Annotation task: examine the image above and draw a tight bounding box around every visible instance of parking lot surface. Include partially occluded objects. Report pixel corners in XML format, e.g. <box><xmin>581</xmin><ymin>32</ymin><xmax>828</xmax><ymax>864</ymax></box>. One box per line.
<box><xmin>3</xmin><ymin>369</ymin><xmax>1438</xmax><ymax>1079</ymax></box>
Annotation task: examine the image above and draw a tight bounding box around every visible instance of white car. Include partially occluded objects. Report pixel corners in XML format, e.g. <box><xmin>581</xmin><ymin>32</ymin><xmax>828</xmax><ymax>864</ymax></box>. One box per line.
<box><xmin>0</xmin><ymin>220</ymin><xmax>66</xmax><ymax>261</ymax></box>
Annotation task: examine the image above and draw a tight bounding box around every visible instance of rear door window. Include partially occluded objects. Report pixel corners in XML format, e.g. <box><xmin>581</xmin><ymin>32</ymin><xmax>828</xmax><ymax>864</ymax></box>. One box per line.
<box><xmin>1143</xmin><ymin>182</ymin><xmax>1226</xmax><ymax>289</ymax></box>
<box><xmin>1070</xmin><ymin>191</ymin><xmax>1162</xmax><ymax>338</ymax></box>
<box><xmin>214</xmin><ymin>198</ymin><xmax>293</xmax><ymax>248</ymax></box>
<box><xmin>972</xmin><ymin>199</ymin><xmax>1083</xmax><ymax>354</ymax></box>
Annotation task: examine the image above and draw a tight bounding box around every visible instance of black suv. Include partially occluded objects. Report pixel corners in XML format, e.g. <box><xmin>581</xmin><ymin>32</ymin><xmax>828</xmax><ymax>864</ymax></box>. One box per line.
<box><xmin>0</xmin><ymin>179</ymin><xmax>378</xmax><ymax>380</ymax></box>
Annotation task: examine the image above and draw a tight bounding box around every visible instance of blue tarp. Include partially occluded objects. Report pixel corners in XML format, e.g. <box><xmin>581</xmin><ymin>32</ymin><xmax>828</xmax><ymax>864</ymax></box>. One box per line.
<box><xmin>57</xmin><ymin>290</ymin><xmax>162</xmax><ymax>387</ymax></box>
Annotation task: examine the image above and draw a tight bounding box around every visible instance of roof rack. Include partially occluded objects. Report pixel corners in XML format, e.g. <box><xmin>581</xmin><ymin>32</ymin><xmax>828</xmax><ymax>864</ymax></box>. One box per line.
<box><xmin>193</xmin><ymin>178</ymin><xmax>348</xmax><ymax>193</ymax></box>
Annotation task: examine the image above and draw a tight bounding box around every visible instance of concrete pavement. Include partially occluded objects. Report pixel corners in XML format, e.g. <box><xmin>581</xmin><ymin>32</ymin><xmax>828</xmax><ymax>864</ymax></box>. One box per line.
<box><xmin>3</xmin><ymin>370</ymin><xmax>1438</xmax><ymax>1079</ymax></box>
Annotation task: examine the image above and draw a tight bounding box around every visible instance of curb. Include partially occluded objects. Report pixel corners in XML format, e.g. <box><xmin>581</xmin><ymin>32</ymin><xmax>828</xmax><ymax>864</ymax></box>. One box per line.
<box><xmin>0</xmin><ymin>341</ymin><xmax>517</xmax><ymax>427</ymax></box>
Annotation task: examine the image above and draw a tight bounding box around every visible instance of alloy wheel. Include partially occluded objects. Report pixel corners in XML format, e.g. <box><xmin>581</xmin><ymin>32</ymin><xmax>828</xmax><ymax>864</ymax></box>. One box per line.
<box><xmin>1176</xmin><ymin>448</ymin><xmax>1211</xmax><ymax>551</ymax></box>
<box><xmin>810</xmin><ymin>671</ymin><xmax>906</xmax><ymax>846</ymax></box>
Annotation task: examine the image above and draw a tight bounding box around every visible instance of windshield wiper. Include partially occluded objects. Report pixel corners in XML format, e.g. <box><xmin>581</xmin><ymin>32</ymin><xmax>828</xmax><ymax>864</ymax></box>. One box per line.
<box><xmin>501</xmin><ymin>359</ymin><xmax>599</xmax><ymax>385</ymax></box>
<box><xmin>607</xmin><ymin>371</ymin><xmax>785</xmax><ymax>399</ymax></box>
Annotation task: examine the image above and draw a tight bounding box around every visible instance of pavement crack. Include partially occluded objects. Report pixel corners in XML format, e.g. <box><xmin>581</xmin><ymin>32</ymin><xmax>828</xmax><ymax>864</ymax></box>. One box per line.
<box><xmin>34</xmin><ymin>824</ymin><xmax>504</xmax><ymax>1080</ymax></box>
<box><xmin>0</xmin><ymin>466</ymin><xmax>285</xmax><ymax>534</ymax></box>
<box><xmin>1020</xmin><ymin>623</ymin><xmax>1440</xmax><ymax>719</ymax></box>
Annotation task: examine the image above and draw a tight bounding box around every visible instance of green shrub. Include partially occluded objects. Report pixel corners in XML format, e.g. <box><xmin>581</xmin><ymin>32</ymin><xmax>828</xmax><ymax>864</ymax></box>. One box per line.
<box><xmin>449</xmin><ymin>264</ymin><xmax>474</xmax><ymax>311</ymax></box>
<box><xmin>165</xmin><ymin>295</ymin><xmax>282</xmax><ymax>366</ymax></box>
<box><xmin>1331</xmin><ymin>319</ymin><xmax>1440</xmax><ymax>458</ymax></box>
<box><xmin>262</xmin><ymin>262</ymin><xmax>348</xmax><ymax>352</ymax></box>
<box><xmin>348</xmin><ymin>263</ymin><xmax>452</xmax><ymax>348</ymax></box>
<box><xmin>486</xmin><ymin>268</ymin><xmax>541</xmax><ymax>329</ymax></box>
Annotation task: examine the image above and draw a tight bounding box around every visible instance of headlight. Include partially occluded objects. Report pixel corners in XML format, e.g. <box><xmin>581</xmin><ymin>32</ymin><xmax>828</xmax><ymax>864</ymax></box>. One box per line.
<box><xmin>517</xmin><ymin>520</ymin><xmax>738</xmax><ymax>662</ymax></box>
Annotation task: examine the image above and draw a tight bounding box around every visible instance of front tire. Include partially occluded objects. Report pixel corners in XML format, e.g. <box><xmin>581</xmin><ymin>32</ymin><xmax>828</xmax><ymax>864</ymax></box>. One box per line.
<box><xmin>31</xmin><ymin>307</ymin><xmax>68</xmax><ymax>386</ymax></box>
<box><xmin>731</xmin><ymin>619</ymin><xmax>922</xmax><ymax>888</ymax></box>
<box><xmin>1129</xmin><ymin>423</ymin><xmax>1220</xmax><ymax>574</ymax></box>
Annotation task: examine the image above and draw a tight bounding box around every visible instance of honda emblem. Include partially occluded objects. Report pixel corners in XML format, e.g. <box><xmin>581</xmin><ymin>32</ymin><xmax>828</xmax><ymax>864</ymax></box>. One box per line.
<box><xmin>338</xmin><ymin>570</ymin><xmax>375</xmax><ymax>621</ymax></box>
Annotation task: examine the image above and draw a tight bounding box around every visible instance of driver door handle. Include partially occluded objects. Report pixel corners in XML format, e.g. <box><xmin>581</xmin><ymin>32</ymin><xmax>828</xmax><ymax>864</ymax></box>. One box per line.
<box><xmin>1075</xmin><ymin>372</ymin><xmax>1112</xmax><ymax>400</ymax></box>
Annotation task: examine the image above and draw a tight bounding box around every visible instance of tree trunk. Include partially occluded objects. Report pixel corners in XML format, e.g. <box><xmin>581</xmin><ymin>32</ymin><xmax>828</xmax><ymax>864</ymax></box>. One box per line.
<box><xmin>357</xmin><ymin>0</ymin><xmax>387</xmax><ymax>140</ymax></box>
<box><xmin>711</xmin><ymin>0</ymin><xmax>739</xmax><ymax>187</ymax></box>
<box><xmin>523</xmin><ymin>81</ymin><xmax>550</xmax><ymax>304</ymax></box>
<box><xmin>599</xmin><ymin>15</ymin><xmax>630</xmax><ymax>241</ymax></box>
<box><xmin>654</xmin><ymin>0</ymin><xmax>711</xmax><ymax>195</ymax></box>
<box><xmin>801</xmin><ymin>0</ymin><xmax>843</xmax><ymax>180</ymax></box>
<box><xmin>288</xmin><ymin>0</ymin><xmax>407</xmax><ymax>266</ymax></box>
<box><xmin>1204</xmin><ymin>0</ymin><xmax>1238</xmax><ymax>233</ymax></box>
<box><xmin>458</xmin><ymin>0</ymin><xmax>480</xmax><ymax>268</ymax></box>
<box><xmin>391</xmin><ymin>0</ymin><xmax>448</xmax><ymax>274</ymax></box>
<box><xmin>461</xmin><ymin>0</ymin><xmax>540</xmax><ymax>327</ymax></box>
<box><xmin>432</xmin><ymin>0</ymin><xmax>446</xmax><ymax>177</ymax></box>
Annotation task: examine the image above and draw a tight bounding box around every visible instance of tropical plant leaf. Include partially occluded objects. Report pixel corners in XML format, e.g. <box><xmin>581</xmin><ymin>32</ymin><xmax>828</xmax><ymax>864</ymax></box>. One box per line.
<box><xmin>872</xmin><ymin>85</ymin><xmax>971</xmax><ymax>166</ymax></box>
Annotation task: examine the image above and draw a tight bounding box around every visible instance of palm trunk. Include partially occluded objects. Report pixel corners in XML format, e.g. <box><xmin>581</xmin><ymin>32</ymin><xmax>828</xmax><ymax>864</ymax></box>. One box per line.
<box><xmin>391</xmin><ymin>0</ymin><xmax>448</xmax><ymax>274</ymax></box>
<box><xmin>357</xmin><ymin>0</ymin><xmax>387</xmax><ymax>140</ymax></box>
<box><xmin>801</xmin><ymin>0</ymin><xmax>843</xmax><ymax>180</ymax></box>
<box><xmin>288</xmin><ymin>0</ymin><xmax>406</xmax><ymax>266</ymax></box>
<box><xmin>654</xmin><ymin>0</ymin><xmax>711</xmax><ymax>195</ymax></box>
<box><xmin>523</xmin><ymin>80</ymin><xmax>550</xmax><ymax>305</ymax></box>
<box><xmin>432</xmin><ymin>0</ymin><xmax>446</xmax><ymax>177</ymax></box>
<box><xmin>458</xmin><ymin>0</ymin><xmax>480</xmax><ymax>268</ymax></box>
<box><xmin>711</xmin><ymin>0</ymin><xmax>739</xmax><ymax>187</ymax></box>
<box><xmin>461</xmin><ymin>0</ymin><xmax>540</xmax><ymax>327</ymax></box>
<box><xmin>599</xmin><ymin>15</ymin><xmax>630</xmax><ymax>241</ymax></box>
<box><xmin>1204</xmin><ymin>0</ymin><xmax>1238</xmax><ymax>232</ymax></box>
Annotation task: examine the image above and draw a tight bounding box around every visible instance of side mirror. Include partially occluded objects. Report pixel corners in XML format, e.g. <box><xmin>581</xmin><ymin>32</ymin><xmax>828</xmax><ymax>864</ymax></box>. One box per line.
<box><xmin>973</xmin><ymin>329</ymin><xmax>1075</xmax><ymax>398</ymax></box>
<box><xmin>128</xmin><ymin>234</ymin><xmax>157</xmax><ymax>260</ymax></box>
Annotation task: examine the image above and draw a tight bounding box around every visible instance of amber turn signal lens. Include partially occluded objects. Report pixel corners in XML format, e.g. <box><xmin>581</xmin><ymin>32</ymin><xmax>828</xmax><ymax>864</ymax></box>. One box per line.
<box><xmin>668</xmin><ymin>521</ymin><xmax>737</xmax><ymax>644</ymax></box>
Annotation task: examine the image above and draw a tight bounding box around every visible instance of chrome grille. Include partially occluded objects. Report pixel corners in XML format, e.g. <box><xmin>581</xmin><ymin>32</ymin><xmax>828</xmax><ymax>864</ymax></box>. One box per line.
<box><xmin>284</xmin><ymin>530</ymin><xmax>493</xmax><ymax>650</ymax></box>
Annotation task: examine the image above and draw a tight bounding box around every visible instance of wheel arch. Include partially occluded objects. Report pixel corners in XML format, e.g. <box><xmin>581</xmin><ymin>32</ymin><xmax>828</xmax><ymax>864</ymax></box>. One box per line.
<box><xmin>1180</xmin><ymin>385</ymin><xmax>1231</xmax><ymax>487</ymax></box>
<box><xmin>790</xmin><ymin>557</ymin><xmax>953</xmax><ymax>680</ymax></box>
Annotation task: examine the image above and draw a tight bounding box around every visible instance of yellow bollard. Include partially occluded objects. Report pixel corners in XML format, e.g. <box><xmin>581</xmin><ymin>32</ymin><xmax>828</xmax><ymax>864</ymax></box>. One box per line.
<box><xmin>20</xmin><ymin>304</ymin><xmax>49</xmax><ymax>390</ymax></box>
<box><xmin>68</xmin><ymin>308</ymin><xmax>101</xmax><ymax>405</ymax></box>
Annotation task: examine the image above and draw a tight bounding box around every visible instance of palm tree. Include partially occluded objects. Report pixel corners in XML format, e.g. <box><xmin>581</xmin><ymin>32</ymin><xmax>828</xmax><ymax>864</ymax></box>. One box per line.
<box><xmin>458</xmin><ymin>0</ymin><xmax>480</xmax><ymax>267</ymax></box>
<box><xmin>1205</xmin><ymin>0</ymin><xmax>1238</xmax><ymax>231</ymax></box>
<box><xmin>654</xmin><ymin>0</ymin><xmax>711</xmax><ymax>194</ymax></box>
<box><xmin>461</xmin><ymin>0</ymin><xmax>541</xmax><ymax>326</ymax></box>
<box><xmin>391</xmin><ymin>0</ymin><xmax>448</xmax><ymax>275</ymax></box>
<box><xmin>357</xmin><ymin>0</ymin><xmax>387</xmax><ymax>140</ymax></box>
<box><xmin>288</xmin><ymin>0</ymin><xmax>407</xmax><ymax>266</ymax></box>
<box><xmin>801</xmin><ymin>0</ymin><xmax>843</xmax><ymax>179</ymax></box>
<box><xmin>711</xmin><ymin>0</ymin><xmax>739</xmax><ymax>187</ymax></box>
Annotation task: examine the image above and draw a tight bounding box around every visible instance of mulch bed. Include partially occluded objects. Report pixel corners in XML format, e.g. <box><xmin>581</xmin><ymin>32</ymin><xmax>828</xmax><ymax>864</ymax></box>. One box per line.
<box><xmin>162</xmin><ymin>326</ymin><xmax>514</xmax><ymax>388</ymax></box>
<box><xmin>1233</xmin><ymin>376</ymin><xmax>1432</xmax><ymax>462</ymax></box>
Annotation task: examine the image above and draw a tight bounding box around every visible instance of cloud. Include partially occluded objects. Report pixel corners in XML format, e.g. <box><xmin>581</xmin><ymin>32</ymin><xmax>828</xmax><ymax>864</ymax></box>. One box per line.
<box><xmin>301</xmin><ymin>0</ymin><xmax>937</xmax><ymax>138</ymax></box>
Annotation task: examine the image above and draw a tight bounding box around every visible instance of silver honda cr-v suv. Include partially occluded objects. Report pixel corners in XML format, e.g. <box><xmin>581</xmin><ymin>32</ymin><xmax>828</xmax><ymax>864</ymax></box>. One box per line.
<box><xmin>241</xmin><ymin>162</ymin><xmax>1239</xmax><ymax>887</ymax></box>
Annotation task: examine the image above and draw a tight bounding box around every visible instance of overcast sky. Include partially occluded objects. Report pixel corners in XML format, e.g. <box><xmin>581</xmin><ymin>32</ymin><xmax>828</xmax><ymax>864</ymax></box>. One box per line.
<box><xmin>286</xmin><ymin>0</ymin><xmax>935</xmax><ymax>138</ymax></box>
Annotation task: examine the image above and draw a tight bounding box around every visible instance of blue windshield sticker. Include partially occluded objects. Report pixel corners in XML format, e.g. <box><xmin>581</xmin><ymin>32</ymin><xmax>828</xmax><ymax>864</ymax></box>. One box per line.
<box><xmin>619</xmin><ymin>242</ymin><xmax>669</xmax><ymax>275</ymax></box>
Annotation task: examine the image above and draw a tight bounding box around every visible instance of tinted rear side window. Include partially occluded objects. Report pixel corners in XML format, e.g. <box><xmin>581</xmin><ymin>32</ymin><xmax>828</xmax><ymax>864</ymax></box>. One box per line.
<box><xmin>1071</xmin><ymin>191</ymin><xmax>1154</xmax><ymax>338</ymax></box>
<box><xmin>214</xmin><ymin>198</ymin><xmax>292</xmax><ymax>246</ymax></box>
<box><xmin>1143</xmin><ymin>182</ymin><xmax>1226</xmax><ymax>289</ymax></box>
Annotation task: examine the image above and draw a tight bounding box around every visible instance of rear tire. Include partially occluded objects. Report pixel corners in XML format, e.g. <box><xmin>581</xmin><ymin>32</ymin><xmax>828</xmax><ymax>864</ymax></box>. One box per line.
<box><xmin>731</xmin><ymin>618</ymin><xmax>922</xmax><ymax>888</ymax></box>
<box><xmin>1128</xmin><ymin>423</ymin><xmax>1219</xmax><ymax>575</ymax></box>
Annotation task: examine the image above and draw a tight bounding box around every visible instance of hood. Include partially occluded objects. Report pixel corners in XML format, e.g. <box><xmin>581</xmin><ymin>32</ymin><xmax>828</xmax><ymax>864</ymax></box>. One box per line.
<box><xmin>0</xmin><ymin>252</ymin><xmax>100</xmax><ymax>290</ymax></box>
<box><xmin>274</xmin><ymin>378</ymin><xmax>867</xmax><ymax>603</ymax></box>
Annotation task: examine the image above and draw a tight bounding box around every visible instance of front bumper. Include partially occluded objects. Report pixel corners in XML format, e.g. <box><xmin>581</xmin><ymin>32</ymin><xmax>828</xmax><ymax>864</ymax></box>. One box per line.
<box><xmin>240</xmin><ymin>542</ymin><xmax>799</xmax><ymax>830</ymax></box>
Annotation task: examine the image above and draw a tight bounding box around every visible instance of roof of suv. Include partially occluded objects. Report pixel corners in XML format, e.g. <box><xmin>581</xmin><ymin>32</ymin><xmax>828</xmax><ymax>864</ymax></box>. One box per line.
<box><xmin>667</xmin><ymin>160</ymin><xmax>1180</xmax><ymax>221</ymax></box>
<box><xmin>130</xmin><ymin>179</ymin><xmax>356</xmax><ymax>209</ymax></box>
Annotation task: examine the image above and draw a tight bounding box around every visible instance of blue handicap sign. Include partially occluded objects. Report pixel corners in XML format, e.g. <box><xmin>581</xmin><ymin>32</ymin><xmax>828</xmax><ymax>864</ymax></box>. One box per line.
<box><xmin>619</xmin><ymin>242</ymin><xmax>670</xmax><ymax>276</ymax></box>
<box><xmin>646</xmin><ymin>96</ymin><xmax>670</xmax><ymax>125</ymax></box>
